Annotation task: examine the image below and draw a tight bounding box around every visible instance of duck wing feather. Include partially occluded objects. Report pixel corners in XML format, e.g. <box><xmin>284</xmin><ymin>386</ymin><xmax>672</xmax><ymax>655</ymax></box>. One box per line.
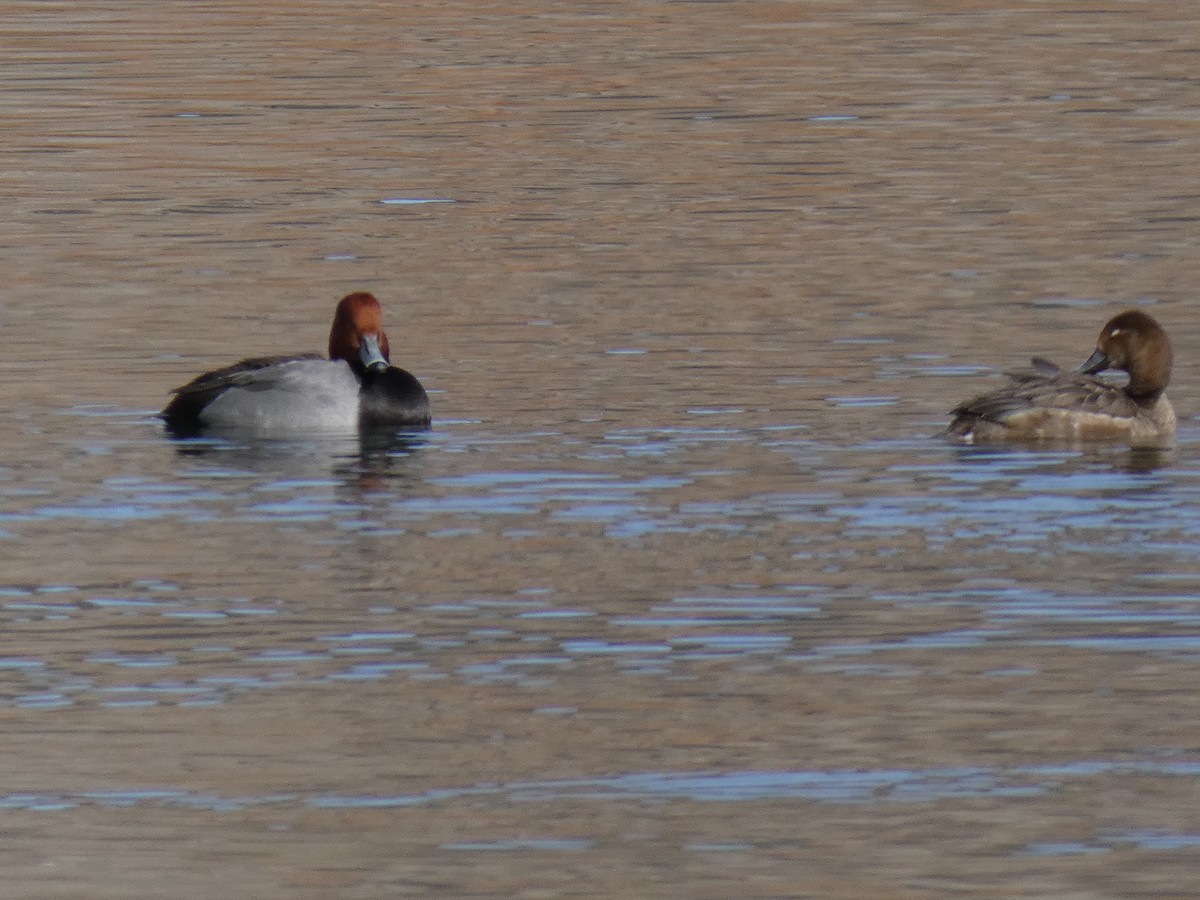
<box><xmin>951</xmin><ymin>359</ymin><xmax>1140</xmax><ymax>424</ymax></box>
<box><xmin>161</xmin><ymin>354</ymin><xmax>323</xmax><ymax>425</ymax></box>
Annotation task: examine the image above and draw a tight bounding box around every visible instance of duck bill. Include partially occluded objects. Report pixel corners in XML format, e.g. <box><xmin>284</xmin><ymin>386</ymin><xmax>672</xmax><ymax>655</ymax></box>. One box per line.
<box><xmin>1076</xmin><ymin>348</ymin><xmax>1110</xmax><ymax>375</ymax></box>
<box><xmin>358</xmin><ymin>334</ymin><xmax>390</xmax><ymax>373</ymax></box>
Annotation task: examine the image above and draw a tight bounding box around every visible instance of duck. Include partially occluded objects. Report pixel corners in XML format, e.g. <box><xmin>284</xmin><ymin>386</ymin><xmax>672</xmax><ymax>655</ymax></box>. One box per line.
<box><xmin>161</xmin><ymin>292</ymin><xmax>431</xmax><ymax>436</ymax></box>
<box><xmin>947</xmin><ymin>309</ymin><xmax>1175</xmax><ymax>448</ymax></box>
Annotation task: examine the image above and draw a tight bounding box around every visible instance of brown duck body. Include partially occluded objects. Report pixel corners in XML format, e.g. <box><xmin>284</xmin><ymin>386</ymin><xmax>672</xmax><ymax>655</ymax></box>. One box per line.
<box><xmin>947</xmin><ymin>311</ymin><xmax>1175</xmax><ymax>449</ymax></box>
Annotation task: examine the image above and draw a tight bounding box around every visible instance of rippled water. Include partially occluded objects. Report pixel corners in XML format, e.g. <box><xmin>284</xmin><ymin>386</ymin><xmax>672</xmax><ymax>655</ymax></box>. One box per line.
<box><xmin>6</xmin><ymin>2</ymin><xmax>1200</xmax><ymax>897</ymax></box>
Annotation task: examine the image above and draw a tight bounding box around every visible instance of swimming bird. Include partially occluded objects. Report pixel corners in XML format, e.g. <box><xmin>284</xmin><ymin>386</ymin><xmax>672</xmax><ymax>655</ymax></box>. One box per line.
<box><xmin>162</xmin><ymin>292</ymin><xmax>430</xmax><ymax>436</ymax></box>
<box><xmin>947</xmin><ymin>310</ymin><xmax>1174</xmax><ymax>448</ymax></box>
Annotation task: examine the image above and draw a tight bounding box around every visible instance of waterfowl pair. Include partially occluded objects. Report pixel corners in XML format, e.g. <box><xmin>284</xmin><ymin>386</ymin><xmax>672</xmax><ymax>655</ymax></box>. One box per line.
<box><xmin>162</xmin><ymin>292</ymin><xmax>430</xmax><ymax>436</ymax></box>
<box><xmin>948</xmin><ymin>310</ymin><xmax>1175</xmax><ymax>448</ymax></box>
<box><xmin>163</xmin><ymin>298</ymin><xmax>1174</xmax><ymax>448</ymax></box>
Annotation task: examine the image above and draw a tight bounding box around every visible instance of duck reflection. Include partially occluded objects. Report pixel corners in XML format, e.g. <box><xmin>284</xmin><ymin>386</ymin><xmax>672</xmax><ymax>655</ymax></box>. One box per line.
<box><xmin>167</xmin><ymin>426</ymin><xmax>428</xmax><ymax>482</ymax></box>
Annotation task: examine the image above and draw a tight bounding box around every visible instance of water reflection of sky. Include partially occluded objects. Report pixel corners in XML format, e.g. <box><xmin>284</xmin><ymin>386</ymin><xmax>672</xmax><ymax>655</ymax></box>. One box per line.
<box><xmin>6</xmin><ymin>758</ymin><xmax>1200</xmax><ymax>814</ymax></box>
<box><xmin>3</xmin><ymin>419</ymin><xmax>1200</xmax><ymax>714</ymax></box>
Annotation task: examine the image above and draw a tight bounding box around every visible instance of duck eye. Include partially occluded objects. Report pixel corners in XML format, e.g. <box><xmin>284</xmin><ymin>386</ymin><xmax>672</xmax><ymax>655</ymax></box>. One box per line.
<box><xmin>1108</xmin><ymin>328</ymin><xmax>1121</xmax><ymax>338</ymax></box>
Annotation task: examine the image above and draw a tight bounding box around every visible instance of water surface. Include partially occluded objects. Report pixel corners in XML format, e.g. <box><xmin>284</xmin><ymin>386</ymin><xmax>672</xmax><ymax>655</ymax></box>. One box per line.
<box><xmin>4</xmin><ymin>2</ymin><xmax>1200</xmax><ymax>897</ymax></box>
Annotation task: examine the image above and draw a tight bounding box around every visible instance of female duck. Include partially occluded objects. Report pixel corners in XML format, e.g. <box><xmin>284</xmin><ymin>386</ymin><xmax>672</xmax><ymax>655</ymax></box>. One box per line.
<box><xmin>162</xmin><ymin>292</ymin><xmax>430</xmax><ymax>436</ymax></box>
<box><xmin>947</xmin><ymin>310</ymin><xmax>1175</xmax><ymax>448</ymax></box>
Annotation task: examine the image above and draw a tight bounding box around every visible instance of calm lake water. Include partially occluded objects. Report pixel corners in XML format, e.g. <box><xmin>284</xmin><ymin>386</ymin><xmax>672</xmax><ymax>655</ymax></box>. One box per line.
<box><xmin>5</xmin><ymin>2</ymin><xmax>1200</xmax><ymax>897</ymax></box>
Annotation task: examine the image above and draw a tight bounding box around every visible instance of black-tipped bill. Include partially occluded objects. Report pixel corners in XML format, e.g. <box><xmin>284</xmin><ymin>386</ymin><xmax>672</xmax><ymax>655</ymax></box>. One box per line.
<box><xmin>359</xmin><ymin>333</ymin><xmax>390</xmax><ymax>373</ymax></box>
<box><xmin>1076</xmin><ymin>348</ymin><xmax>1110</xmax><ymax>376</ymax></box>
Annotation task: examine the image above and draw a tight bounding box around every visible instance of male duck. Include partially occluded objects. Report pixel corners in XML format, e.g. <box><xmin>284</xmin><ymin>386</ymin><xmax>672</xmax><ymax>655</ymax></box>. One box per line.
<box><xmin>162</xmin><ymin>292</ymin><xmax>431</xmax><ymax>436</ymax></box>
<box><xmin>947</xmin><ymin>310</ymin><xmax>1175</xmax><ymax>448</ymax></box>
